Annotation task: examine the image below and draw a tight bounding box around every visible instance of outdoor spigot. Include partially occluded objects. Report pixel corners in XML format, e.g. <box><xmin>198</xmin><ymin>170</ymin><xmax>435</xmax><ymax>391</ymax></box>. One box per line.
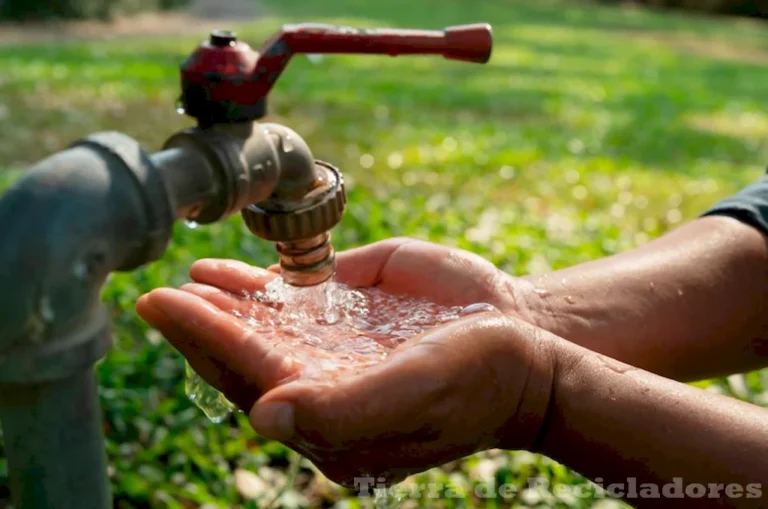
<box><xmin>173</xmin><ymin>22</ymin><xmax>493</xmax><ymax>286</ymax></box>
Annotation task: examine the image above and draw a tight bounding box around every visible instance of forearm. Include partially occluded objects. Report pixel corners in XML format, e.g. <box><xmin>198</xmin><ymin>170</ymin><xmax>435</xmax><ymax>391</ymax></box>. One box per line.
<box><xmin>519</xmin><ymin>215</ymin><xmax>768</xmax><ymax>382</ymax></box>
<box><xmin>535</xmin><ymin>340</ymin><xmax>768</xmax><ymax>508</ymax></box>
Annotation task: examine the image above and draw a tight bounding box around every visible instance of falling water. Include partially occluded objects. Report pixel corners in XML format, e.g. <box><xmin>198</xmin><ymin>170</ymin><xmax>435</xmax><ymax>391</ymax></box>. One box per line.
<box><xmin>184</xmin><ymin>274</ymin><xmax>501</xmax><ymax>507</ymax></box>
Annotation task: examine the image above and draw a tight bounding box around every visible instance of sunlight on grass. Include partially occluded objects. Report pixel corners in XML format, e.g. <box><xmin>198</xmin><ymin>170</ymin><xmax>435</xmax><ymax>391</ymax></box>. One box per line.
<box><xmin>686</xmin><ymin>110</ymin><xmax>768</xmax><ymax>141</ymax></box>
<box><xmin>0</xmin><ymin>0</ymin><xmax>767</xmax><ymax>506</ymax></box>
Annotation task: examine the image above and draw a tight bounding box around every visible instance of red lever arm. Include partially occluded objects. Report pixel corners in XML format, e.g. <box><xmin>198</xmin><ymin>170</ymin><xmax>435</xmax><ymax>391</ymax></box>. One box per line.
<box><xmin>252</xmin><ymin>23</ymin><xmax>493</xmax><ymax>98</ymax></box>
<box><xmin>179</xmin><ymin>23</ymin><xmax>492</xmax><ymax>124</ymax></box>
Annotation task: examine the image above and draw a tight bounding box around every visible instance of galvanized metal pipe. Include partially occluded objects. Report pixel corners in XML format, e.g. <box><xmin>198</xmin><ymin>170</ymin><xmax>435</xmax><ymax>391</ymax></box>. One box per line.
<box><xmin>0</xmin><ymin>372</ymin><xmax>112</xmax><ymax>509</ymax></box>
<box><xmin>0</xmin><ymin>121</ymin><xmax>322</xmax><ymax>508</ymax></box>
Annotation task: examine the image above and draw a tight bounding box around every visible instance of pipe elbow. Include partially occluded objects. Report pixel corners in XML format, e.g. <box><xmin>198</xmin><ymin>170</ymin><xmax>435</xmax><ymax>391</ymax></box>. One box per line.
<box><xmin>260</xmin><ymin>123</ymin><xmax>317</xmax><ymax>200</ymax></box>
<box><xmin>0</xmin><ymin>132</ymin><xmax>174</xmax><ymax>382</ymax></box>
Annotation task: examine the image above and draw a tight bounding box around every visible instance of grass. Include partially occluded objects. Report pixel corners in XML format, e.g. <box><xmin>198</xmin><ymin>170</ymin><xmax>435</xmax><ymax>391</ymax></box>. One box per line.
<box><xmin>1</xmin><ymin>0</ymin><xmax>768</xmax><ymax>507</ymax></box>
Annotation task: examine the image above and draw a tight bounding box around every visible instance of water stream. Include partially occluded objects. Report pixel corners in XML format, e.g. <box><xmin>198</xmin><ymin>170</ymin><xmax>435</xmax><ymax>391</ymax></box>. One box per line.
<box><xmin>184</xmin><ymin>273</ymin><xmax>499</xmax><ymax>507</ymax></box>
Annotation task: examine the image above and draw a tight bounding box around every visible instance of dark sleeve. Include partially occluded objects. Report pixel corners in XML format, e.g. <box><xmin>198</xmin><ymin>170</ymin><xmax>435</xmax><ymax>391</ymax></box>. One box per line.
<box><xmin>700</xmin><ymin>169</ymin><xmax>768</xmax><ymax>237</ymax></box>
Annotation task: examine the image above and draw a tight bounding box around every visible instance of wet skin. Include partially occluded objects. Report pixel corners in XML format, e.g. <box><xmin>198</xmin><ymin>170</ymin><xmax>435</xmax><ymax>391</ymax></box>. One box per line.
<box><xmin>138</xmin><ymin>218</ymin><xmax>768</xmax><ymax>507</ymax></box>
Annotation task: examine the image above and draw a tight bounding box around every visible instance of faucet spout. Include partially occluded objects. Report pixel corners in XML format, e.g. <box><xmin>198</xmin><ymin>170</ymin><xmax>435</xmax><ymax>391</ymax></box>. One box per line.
<box><xmin>160</xmin><ymin>120</ymin><xmax>347</xmax><ymax>287</ymax></box>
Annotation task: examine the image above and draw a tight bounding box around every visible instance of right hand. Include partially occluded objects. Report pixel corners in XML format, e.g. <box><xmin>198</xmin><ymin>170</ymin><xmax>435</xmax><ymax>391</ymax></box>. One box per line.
<box><xmin>270</xmin><ymin>236</ymin><xmax>537</xmax><ymax>316</ymax></box>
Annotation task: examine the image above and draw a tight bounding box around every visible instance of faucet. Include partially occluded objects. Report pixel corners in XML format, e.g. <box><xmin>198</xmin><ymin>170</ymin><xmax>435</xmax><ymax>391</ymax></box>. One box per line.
<box><xmin>0</xmin><ymin>22</ymin><xmax>492</xmax><ymax>508</ymax></box>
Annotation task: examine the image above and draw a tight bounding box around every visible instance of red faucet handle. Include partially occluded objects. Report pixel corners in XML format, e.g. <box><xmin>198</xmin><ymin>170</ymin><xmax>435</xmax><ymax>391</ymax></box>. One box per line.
<box><xmin>443</xmin><ymin>24</ymin><xmax>494</xmax><ymax>63</ymax></box>
<box><xmin>179</xmin><ymin>23</ymin><xmax>493</xmax><ymax>125</ymax></box>
<box><xmin>261</xmin><ymin>23</ymin><xmax>493</xmax><ymax>63</ymax></box>
<box><xmin>249</xmin><ymin>22</ymin><xmax>493</xmax><ymax>104</ymax></box>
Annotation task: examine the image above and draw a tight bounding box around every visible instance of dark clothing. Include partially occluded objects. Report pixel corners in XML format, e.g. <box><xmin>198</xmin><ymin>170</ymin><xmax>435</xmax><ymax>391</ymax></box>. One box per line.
<box><xmin>703</xmin><ymin>169</ymin><xmax>768</xmax><ymax>236</ymax></box>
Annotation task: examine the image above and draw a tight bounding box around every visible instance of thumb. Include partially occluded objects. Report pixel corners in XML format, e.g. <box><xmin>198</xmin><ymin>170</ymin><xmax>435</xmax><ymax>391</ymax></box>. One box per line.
<box><xmin>248</xmin><ymin>344</ymin><xmax>443</xmax><ymax>445</ymax></box>
<box><xmin>247</xmin><ymin>314</ymin><xmax>495</xmax><ymax>445</ymax></box>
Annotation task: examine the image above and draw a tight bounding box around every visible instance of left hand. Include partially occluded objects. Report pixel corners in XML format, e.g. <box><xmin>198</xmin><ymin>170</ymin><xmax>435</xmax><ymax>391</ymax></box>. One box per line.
<box><xmin>136</xmin><ymin>242</ymin><xmax>558</xmax><ymax>486</ymax></box>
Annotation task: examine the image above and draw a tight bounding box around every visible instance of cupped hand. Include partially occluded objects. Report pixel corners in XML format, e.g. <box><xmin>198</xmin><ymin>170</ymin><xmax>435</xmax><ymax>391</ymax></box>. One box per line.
<box><xmin>136</xmin><ymin>237</ymin><xmax>557</xmax><ymax>485</ymax></box>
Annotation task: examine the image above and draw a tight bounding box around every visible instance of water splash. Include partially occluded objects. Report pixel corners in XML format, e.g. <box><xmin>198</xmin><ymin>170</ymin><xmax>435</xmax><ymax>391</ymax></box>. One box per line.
<box><xmin>184</xmin><ymin>362</ymin><xmax>234</xmax><ymax>422</ymax></box>
<box><xmin>186</xmin><ymin>276</ymin><xmax>499</xmax><ymax>407</ymax></box>
<box><xmin>184</xmin><ymin>277</ymin><xmax>501</xmax><ymax>506</ymax></box>
<box><xmin>185</xmin><ymin>220</ymin><xmax>199</xmax><ymax>230</ymax></box>
<box><xmin>282</xmin><ymin>135</ymin><xmax>294</xmax><ymax>153</ymax></box>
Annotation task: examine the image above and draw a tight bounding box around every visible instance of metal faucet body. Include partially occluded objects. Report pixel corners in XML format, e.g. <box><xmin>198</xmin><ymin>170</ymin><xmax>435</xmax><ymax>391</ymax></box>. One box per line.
<box><xmin>161</xmin><ymin>121</ymin><xmax>346</xmax><ymax>285</ymax></box>
<box><xmin>0</xmin><ymin>22</ymin><xmax>493</xmax><ymax>508</ymax></box>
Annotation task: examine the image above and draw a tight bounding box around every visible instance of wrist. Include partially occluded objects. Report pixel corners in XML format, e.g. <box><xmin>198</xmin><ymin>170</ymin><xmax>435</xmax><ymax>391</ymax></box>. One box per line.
<box><xmin>492</xmin><ymin>317</ymin><xmax>564</xmax><ymax>452</ymax></box>
<box><xmin>505</xmin><ymin>272</ymin><xmax>572</xmax><ymax>338</ymax></box>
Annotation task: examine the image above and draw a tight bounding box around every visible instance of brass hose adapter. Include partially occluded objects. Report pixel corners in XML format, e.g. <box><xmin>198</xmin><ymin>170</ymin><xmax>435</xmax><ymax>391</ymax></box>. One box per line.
<box><xmin>242</xmin><ymin>161</ymin><xmax>346</xmax><ymax>286</ymax></box>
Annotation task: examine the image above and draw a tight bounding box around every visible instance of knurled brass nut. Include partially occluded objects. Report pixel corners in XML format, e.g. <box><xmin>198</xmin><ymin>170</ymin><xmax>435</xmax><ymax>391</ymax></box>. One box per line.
<box><xmin>242</xmin><ymin>161</ymin><xmax>347</xmax><ymax>242</ymax></box>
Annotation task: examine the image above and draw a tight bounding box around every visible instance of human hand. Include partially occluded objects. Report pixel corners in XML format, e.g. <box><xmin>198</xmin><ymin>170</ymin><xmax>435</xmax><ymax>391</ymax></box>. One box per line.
<box><xmin>273</xmin><ymin>236</ymin><xmax>531</xmax><ymax>313</ymax></box>
<box><xmin>135</xmin><ymin>237</ymin><xmax>557</xmax><ymax>485</ymax></box>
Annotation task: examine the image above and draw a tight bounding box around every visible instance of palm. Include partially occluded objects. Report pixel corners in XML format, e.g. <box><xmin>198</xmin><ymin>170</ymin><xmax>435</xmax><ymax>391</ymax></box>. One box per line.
<box><xmin>135</xmin><ymin>237</ymin><xmax>521</xmax><ymax>410</ymax></box>
<box><xmin>336</xmin><ymin>237</ymin><xmax>518</xmax><ymax>312</ymax></box>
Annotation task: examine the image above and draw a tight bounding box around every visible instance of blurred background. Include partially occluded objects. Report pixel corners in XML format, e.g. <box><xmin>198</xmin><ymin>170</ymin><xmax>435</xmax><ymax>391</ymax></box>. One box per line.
<box><xmin>0</xmin><ymin>0</ymin><xmax>767</xmax><ymax>507</ymax></box>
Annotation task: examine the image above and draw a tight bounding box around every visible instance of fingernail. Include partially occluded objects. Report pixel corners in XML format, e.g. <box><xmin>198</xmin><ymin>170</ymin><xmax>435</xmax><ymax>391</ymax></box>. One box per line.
<box><xmin>249</xmin><ymin>402</ymin><xmax>295</xmax><ymax>441</ymax></box>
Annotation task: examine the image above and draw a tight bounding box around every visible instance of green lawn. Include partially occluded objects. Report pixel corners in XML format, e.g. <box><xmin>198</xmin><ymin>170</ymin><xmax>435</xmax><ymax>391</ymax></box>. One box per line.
<box><xmin>1</xmin><ymin>0</ymin><xmax>768</xmax><ymax>507</ymax></box>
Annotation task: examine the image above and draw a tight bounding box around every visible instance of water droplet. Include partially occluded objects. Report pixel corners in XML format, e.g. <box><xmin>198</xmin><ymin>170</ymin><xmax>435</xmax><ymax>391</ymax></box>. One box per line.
<box><xmin>565</xmin><ymin>296</ymin><xmax>576</xmax><ymax>304</ymax></box>
<box><xmin>283</xmin><ymin>135</ymin><xmax>294</xmax><ymax>153</ymax></box>
<box><xmin>175</xmin><ymin>100</ymin><xmax>186</xmax><ymax>115</ymax></box>
<box><xmin>534</xmin><ymin>288</ymin><xmax>550</xmax><ymax>297</ymax></box>
<box><xmin>460</xmin><ymin>303</ymin><xmax>501</xmax><ymax>316</ymax></box>
<box><xmin>185</xmin><ymin>220</ymin><xmax>199</xmax><ymax>229</ymax></box>
<box><xmin>253</xmin><ymin>163</ymin><xmax>264</xmax><ymax>172</ymax></box>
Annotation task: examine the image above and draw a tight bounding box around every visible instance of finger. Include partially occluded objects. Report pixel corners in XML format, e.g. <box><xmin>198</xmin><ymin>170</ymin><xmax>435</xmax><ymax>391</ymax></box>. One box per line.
<box><xmin>189</xmin><ymin>258</ymin><xmax>279</xmax><ymax>294</ymax></box>
<box><xmin>136</xmin><ymin>294</ymin><xmax>258</xmax><ymax>409</ymax></box>
<box><xmin>180</xmin><ymin>283</ymin><xmax>275</xmax><ymax>321</ymax></box>
<box><xmin>333</xmin><ymin>237</ymin><xmax>420</xmax><ymax>287</ymax></box>
<box><xmin>249</xmin><ymin>314</ymin><xmax>514</xmax><ymax>445</ymax></box>
<box><xmin>142</xmin><ymin>288</ymin><xmax>301</xmax><ymax>391</ymax></box>
<box><xmin>354</xmin><ymin>239</ymin><xmax>504</xmax><ymax>306</ymax></box>
<box><xmin>247</xmin><ymin>319</ymin><xmax>474</xmax><ymax>444</ymax></box>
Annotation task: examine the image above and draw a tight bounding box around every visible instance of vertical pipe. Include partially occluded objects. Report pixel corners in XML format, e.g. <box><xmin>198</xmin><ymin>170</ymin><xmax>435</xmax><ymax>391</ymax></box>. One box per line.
<box><xmin>0</xmin><ymin>371</ymin><xmax>111</xmax><ymax>509</ymax></box>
